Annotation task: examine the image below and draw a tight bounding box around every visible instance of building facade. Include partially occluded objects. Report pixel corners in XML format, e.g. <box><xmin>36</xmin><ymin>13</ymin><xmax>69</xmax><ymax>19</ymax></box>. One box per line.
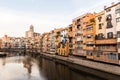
<box><xmin>73</xmin><ymin>15</ymin><xmax>85</xmax><ymax>56</ymax></box>
<box><xmin>82</xmin><ymin>13</ymin><xmax>96</xmax><ymax>59</ymax></box>
<box><xmin>95</xmin><ymin>2</ymin><xmax>119</xmax><ymax>64</ymax></box>
<box><xmin>26</xmin><ymin>25</ymin><xmax>40</xmax><ymax>38</ymax></box>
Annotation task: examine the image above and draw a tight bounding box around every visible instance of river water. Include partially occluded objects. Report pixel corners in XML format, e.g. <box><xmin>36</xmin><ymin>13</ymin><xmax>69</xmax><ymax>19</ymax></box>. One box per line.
<box><xmin>0</xmin><ymin>53</ymin><xmax>117</xmax><ymax>80</ymax></box>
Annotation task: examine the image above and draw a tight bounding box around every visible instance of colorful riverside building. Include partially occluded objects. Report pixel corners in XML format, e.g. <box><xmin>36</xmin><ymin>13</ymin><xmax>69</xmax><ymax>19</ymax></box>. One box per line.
<box><xmin>94</xmin><ymin>11</ymin><xmax>106</xmax><ymax>61</ymax></box>
<box><xmin>72</xmin><ymin>14</ymin><xmax>85</xmax><ymax>57</ymax></box>
<box><xmin>59</xmin><ymin>28</ymin><xmax>69</xmax><ymax>56</ymax></box>
<box><xmin>54</xmin><ymin>28</ymin><xmax>63</xmax><ymax>54</ymax></box>
<box><xmin>48</xmin><ymin>30</ymin><xmax>56</xmax><ymax>54</ymax></box>
<box><xmin>41</xmin><ymin>33</ymin><xmax>49</xmax><ymax>53</ymax></box>
<box><xmin>116</xmin><ymin>2</ymin><xmax>120</xmax><ymax>63</ymax></box>
<box><xmin>66</xmin><ymin>24</ymin><xmax>75</xmax><ymax>55</ymax></box>
<box><xmin>23</xmin><ymin>1</ymin><xmax>120</xmax><ymax>65</ymax></box>
<box><xmin>82</xmin><ymin>13</ymin><xmax>96</xmax><ymax>59</ymax></box>
<box><xmin>54</xmin><ymin>28</ymin><xmax>69</xmax><ymax>56</ymax></box>
<box><xmin>95</xmin><ymin>2</ymin><xmax>120</xmax><ymax>64</ymax></box>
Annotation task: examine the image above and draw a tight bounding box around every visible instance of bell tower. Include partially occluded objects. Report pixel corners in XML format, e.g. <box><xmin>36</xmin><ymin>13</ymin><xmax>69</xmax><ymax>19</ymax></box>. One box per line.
<box><xmin>30</xmin><ymin>25</ymin><xmax>34</xmax><ymax>32</ymax></box>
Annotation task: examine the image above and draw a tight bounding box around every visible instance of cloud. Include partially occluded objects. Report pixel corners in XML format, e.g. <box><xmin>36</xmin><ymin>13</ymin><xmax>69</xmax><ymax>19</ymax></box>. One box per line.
<box><xmin>69</xmin><ymin>0</ymin><xmax>118</xmax><ymax>18</ymax></box>
<box><xmin>0</xmin><ymin>7</ymin><xmax>71</xmax><ymax>37</ymax></box>
<box><xmin>0</xmin><ymin>0</ymin><xmax>119</xmax><ymax>37</ymax></box>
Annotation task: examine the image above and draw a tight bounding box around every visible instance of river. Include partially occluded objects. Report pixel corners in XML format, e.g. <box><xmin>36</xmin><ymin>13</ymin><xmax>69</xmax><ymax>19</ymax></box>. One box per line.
<box><xmin>0</xmin><ymin>53</ymin><xmax>118</xmax><ymax>80</ymax></box>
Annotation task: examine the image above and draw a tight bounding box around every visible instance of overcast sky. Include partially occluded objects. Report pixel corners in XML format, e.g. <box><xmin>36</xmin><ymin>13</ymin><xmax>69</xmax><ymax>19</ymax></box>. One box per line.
<box><xmin>0</xmin><ymin>0</ymin><xmax>118</xmax><ymax>37</ymax></box>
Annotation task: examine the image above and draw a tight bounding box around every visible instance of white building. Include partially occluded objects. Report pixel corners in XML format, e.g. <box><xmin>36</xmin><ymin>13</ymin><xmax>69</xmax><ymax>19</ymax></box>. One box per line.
<box><xmin>104</xmin><ymin>2</ymin><xmax>117</xmax><ymax>39</ymax></box>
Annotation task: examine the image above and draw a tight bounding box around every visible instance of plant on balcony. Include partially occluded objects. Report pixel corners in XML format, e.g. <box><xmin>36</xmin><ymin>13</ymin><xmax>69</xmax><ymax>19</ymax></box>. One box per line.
<box><xmin>90</xmin><ymin>18</ymin><xmax>95</xmax><ymax>23</ymax></box>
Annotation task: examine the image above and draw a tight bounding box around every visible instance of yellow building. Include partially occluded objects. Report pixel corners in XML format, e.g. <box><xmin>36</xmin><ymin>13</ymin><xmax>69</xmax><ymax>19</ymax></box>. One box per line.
<box><xmin>94</xmin><ymin>11</ymin><xmax>106</xmax><ymax>61</ymax></box>
<box><xmin>55</xmin><ymin>28</ymin><xmax>69</xmax><ymax>56</ymax></box>
<box><xmin>95</xmin><ymin>11</ymin><xmax>105</xmax><ymax>37</ymax></box>
<box><xmin>54</xmin><ymin>28</ymin><xmax>62</xmax><ymax>54</ymax></box>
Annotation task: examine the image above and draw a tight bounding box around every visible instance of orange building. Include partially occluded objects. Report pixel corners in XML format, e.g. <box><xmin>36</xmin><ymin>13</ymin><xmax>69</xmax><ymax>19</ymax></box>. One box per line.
<box><xmin>66</xmin><ymin>24</ymin><xmax>75</xmax><ymax>55</ymax></box>
<box><xmin>72</xmin><ymin>15</ymin><xmax>85</xmax><ymax>56</ymax></box>
<box><xmin>41</xmin><ymin>33</ymin><xmax>49</xmax><ymax>53</ymax></box>
<box><xmin>82</xmin><ymin>13</ymin><xmax>96</xmax><ymax>59</ymax></box>
<box><xmin>54</xmin><ymin>28</ymin><xmax>63</xmax><ymax>54</ymax></box>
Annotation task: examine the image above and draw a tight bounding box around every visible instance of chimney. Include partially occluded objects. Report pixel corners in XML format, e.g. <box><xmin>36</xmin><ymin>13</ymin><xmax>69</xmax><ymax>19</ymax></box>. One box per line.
<box><xmin>104</xmin><ymin>6</ymin><xmax>107</xmax><ymax>9</ymax></box>
<box><xmin>111</xmin><ymin>2</ymin><xmax>115</xmax><ymax>6</ymax></box>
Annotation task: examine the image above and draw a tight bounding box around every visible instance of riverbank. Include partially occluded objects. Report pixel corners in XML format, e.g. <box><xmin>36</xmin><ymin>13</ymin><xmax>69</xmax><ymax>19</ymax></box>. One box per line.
<box><xmin>39</xmin><ymin>53</ymin><xmax>120</xmax><ymax>79</ymax></box>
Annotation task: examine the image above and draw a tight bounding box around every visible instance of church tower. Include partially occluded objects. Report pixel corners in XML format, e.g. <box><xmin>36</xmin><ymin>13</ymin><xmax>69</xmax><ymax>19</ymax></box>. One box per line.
<box><xmin>30</xmin><ymin>25</ymin><xmax>34</xmax><ymax>32</ymax></box>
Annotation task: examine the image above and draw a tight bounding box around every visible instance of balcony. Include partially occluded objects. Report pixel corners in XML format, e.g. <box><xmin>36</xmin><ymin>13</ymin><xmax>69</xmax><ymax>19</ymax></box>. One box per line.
<box><xmin>76</xmin><ymin>37</ymin><xmax>83</xmax><ymax>41</ymax></box>
<box><xmin>85</xmin><ymin>47</ymin><xmax>94</xmax><ymax>50</ymax></box>
<box><xmin>95</xmin><ymin>38</ymin><xmax>117</xmax><ymax>44</ymax></box>
<box><xmin>67</xmin><ymin>32</ymin><xmax>73</xmax><ymax>37</ymax></box>
<box><xmin>95</xmin><ymin>46</ymin><xmax>117</xmax><ymax>52</ymax></box>
<box><xmin>69</xmin><ymin>43</ymin><xmax>73</xmax><ymax>49</ymax></box>
<box><xmin>86</xmin><ymin>38</ymin><xmax>94</xmax><ymax>42</ymax></box>
<box><xmin>85</xmin><ymin>30</ymin><xmax>94</xmax><ymax>35</ymax></box>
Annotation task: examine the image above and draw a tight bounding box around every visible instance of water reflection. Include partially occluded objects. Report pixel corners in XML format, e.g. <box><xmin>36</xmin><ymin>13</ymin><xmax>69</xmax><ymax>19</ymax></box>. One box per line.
<box><xmin>0</xmin><ymin>56</ymin><xmax>43</xmax><ymax>80</ymax></box>
<box><xmin>0</xmin><ymin>55</ymin><xmax>115</xmax><ymax>80</ymax></box>
<box><xmin>2</xmin><ymin>58</ymin><xmax>6</xmax><ymax>66</ymax></box>
<box><xmin>23</xmin><ymin>56</ymin><xmax>32</xmax><ymax>79</ymax></box>
<box><xmin>37</xmin><ymin>58</ymin><xmax>106</xmax><ymax>80</ymax></box>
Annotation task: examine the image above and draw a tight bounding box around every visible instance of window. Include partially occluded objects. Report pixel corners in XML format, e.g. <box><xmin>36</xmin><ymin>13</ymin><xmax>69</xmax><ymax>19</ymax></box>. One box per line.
<box><xmin>86</xmin><ymin>34</ymin><xmax>93</xmax><ymax>38</ymax></box>
<box><xmin>87</xmin><ymin>51</ymin><xmax>93</xmax><ymax>56</ymax></box>
<box><xmin>98</xmin><ymin>46</ymin><xmax>101</xmax><ymax>50</ymax></box>
<box><xmin>102</xmin><ymin>45</ymin><xmax>105</xmax><ymax>49</ymax></box>
<box><xmin>117</xmin><ymin>31</ymin><xmax>120</xmax><ymax>38</ymax></box>
<box><xmin>99</xmin><ymin>24</ymin><xmax>102</xmax><ymax>29</ymax></box>
<box><xmin>76</xmin><ymin>33</ymin><xmax>81</xmax><ymax>36</ymax></box>
<box><xmin>106</xmin><ymin>45</ymin><xmax>110</xmax><ymax>49</ymax></box>
<box><xmin>107</xmin><ymin>32</ymin><xmax>113</xmax><ymax>38</ymax></box>
<box><xmin>106</xmin><ymin>14</ymin><xmax>113</xmax><ymax>28</ymax></box>
<box><xmin>97</xmin><ymin>52</ymin><xmax>101</xmax><ymax>57</ymax></box>
<box><xmin>106</xmin><ymin>8</ymin><xmax>111</xmax><ymax>12</ymax></box>
<box><xmin>106</xmin><ymin>14</ymin><xmax>112</xmax><ymax>21</ymax></box>
<box><xmin>118</xmin><ymin>43</ymin><xmax>120</xmax><ymax>48</ymax></box>
<box><xmin>98</xmin><ymin>16</ymin><xmax>102</xmax><ymax>22</ymax></box>
<box><xmin>97</xmin><ymin>33</ymin><xmax>104</xmax><ymax>39</ymax></box>
<box><xmin>116</xmin><ymin>9</ymin><xmax>120</xmax><ymax>14</ymax></box>
<box><xmin>77</xmin><ymin>19</ymin><xmax>80</xmax><ymax>23</ymax></box>
<box><xmin>69</xmin><ymin>44</ymin><xmax>73</xmax><ymax>48</ymax></box>
<box><xmin>118</xmin><ymin>54</ymin><xmax>120</xmax><ymax>60</ymax></box>
<box><xmin>116</xmin><ymin>17</ymin><xmax>120</xmax><ymax>22</ymax></box>
<box><xmin>90</xmin><ymin>18</ymin><xmax>95</xmax><ymax>22</ymax></box>
<box><xmin>77</xmin><ymin>25</ymin><xmax>81</xmax><ymax>30</ymax></box>
<box><xmin>86</xmin><ymin>26</ymin><xmax>93</xmax><ymax>31</ymax></box>
<box><xmin>108</xmin><ymin>53</ymin><xmax>116</xmax><ymax>59</ymax></box>
<box><xmin>106</xmin><ymin>21</ymin><xmax>113</xmax><ymax>28</ymax></box>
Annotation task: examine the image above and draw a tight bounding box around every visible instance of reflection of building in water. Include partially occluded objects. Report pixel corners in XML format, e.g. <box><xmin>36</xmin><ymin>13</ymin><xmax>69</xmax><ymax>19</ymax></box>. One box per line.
<box><xmin>23</xmin><ymin>57</ymin><xmax>32</xmax><ymax>74</ymax></box>
<box><xmin>2</xmin><ymin>58</ymin><xmax>6</xmax><ymax>66</ymax></box>
<box><xmin>38</xmin><ymin>58</ymin><xmax>105</xmax><ymax>80</ymax></box>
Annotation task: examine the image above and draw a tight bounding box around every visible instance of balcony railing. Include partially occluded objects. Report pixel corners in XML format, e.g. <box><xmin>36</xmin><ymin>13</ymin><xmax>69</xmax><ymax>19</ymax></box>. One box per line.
<box><xmin>95</xmin><ymin>38</ymin><xmax>117</xmax><ymax>44</ymax></box>
<box><xmin>85</xmin><ymin>47</ymin><xmax>94</xmax><ymax>50</ymax></box>
<box><xmin>86</xmin><ymin>38</ymin><xmax>94</xmax><ymax>42</ymax></box>
<box><xmin>85</xmin><ymin>30</ymin><xmax>94</xmax><ymax>35</ymax></box>
<box><xmin>95</xmin><ymin>47</ymin><xmax>117</xmax><ymax>52</ymax></box>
